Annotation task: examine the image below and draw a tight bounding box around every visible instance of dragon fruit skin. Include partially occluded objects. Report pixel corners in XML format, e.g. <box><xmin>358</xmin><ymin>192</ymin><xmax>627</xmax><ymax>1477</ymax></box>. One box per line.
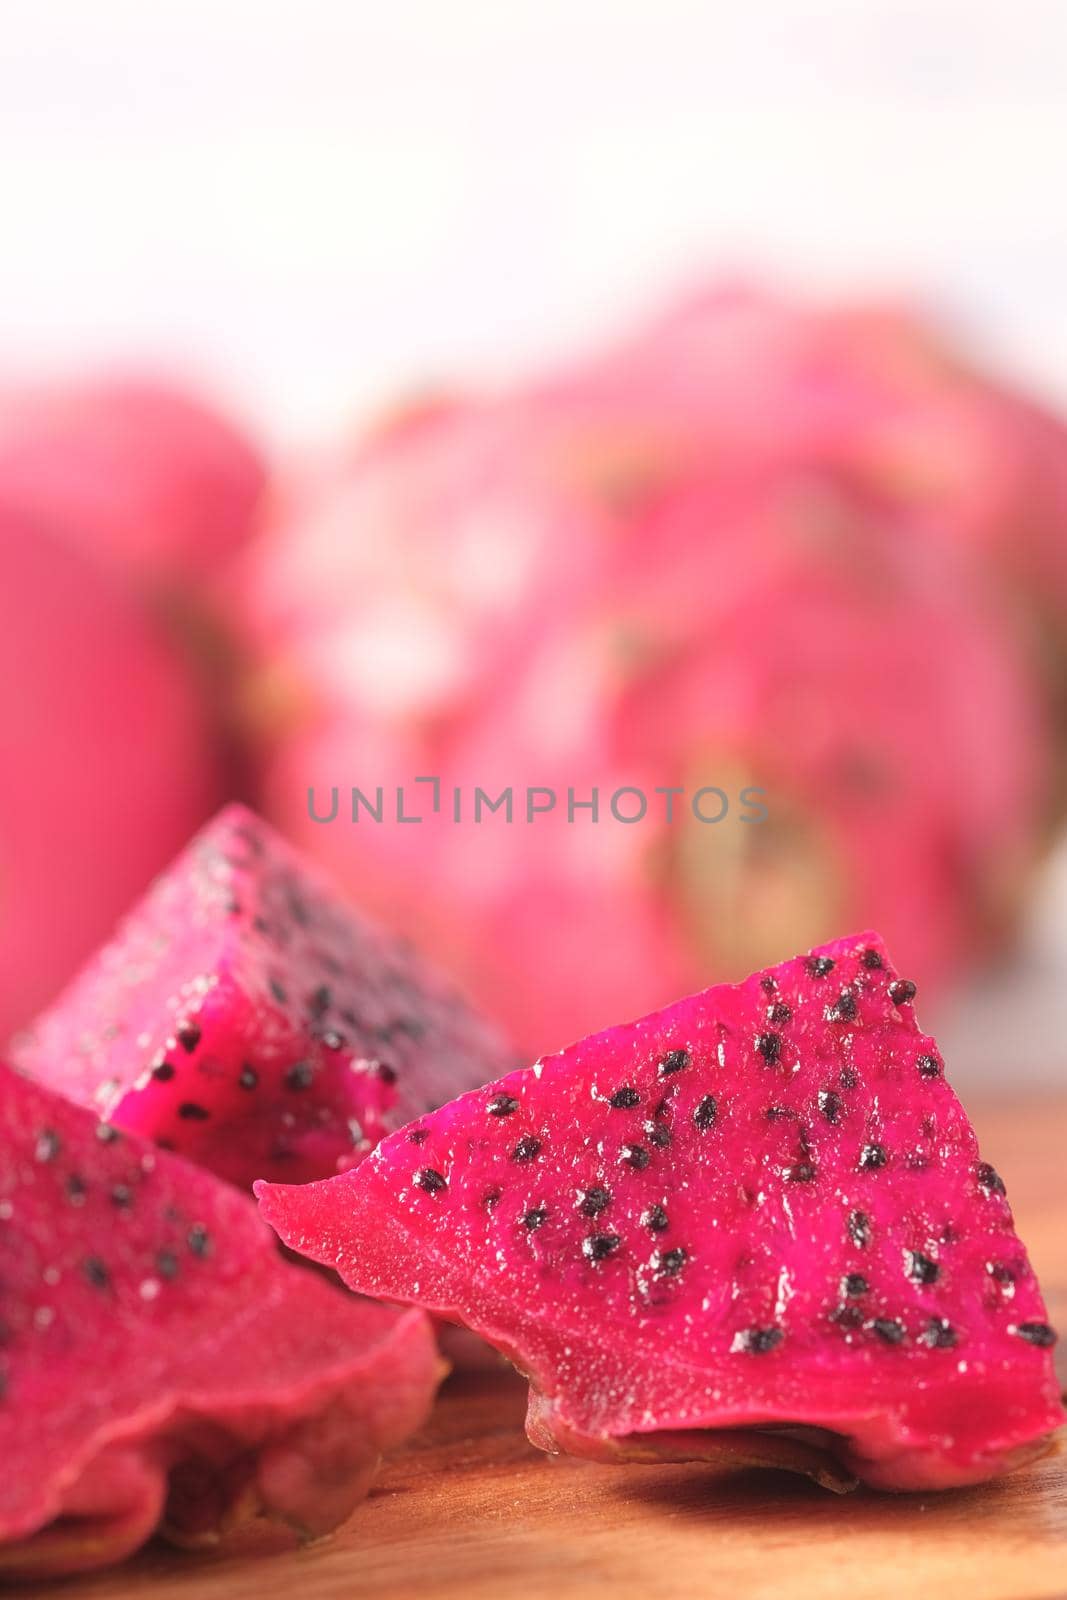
<box><xmin>0</xmin><ymin>513</ymin><xmax>224</xmax><ymax>1038</ymax></box>
<box><xmin>12</xmin><ymin>803</ymin><xmax>512</xmax><ymax>1191</ymax></box>
<box><xmin>0</xmin><ymin>375</ymin><xmax>266</xmax><ymax>588</ymax></box>
<box><xmin>255</xmin><ymin>478</ymin><xmax>1049</xmax><ymax>1052</ymax></box>
<box><xmin>0</xmin><ymin>1063</ymin><xmax>441</xmax><ymax>1581</ymax></box>
<box><xmin>236</xmin><ymin>284</ymin><xmax>1066</xmax><ymax>1053</ymax></box>
<box><xmin>259</xmin><ymin>932</ymin><xmax>1064</xmax><ymax>1493</ymax></box>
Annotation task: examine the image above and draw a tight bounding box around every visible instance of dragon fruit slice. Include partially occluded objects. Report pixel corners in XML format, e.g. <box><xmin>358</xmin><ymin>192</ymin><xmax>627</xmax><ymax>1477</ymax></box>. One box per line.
<box><xmin>0</xmin><ymin>1062</ymin><xmax>441</xmax><ymax>1580</ymax></box>
<box><xmin>259</xmin><ymin>932</ymin><xmax>1064</xmax><ymax>1492</ymax></box>
<box><xmin>12</xmin><ymin>804</ymin><xmax>511</xmax><ymax>1191</ymax></box>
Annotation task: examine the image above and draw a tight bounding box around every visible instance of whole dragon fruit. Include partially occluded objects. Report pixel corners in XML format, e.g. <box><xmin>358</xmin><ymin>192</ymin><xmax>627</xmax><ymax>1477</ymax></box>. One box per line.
<box><xmin>0</xmin><ymin>374</ymin><xmax>265</xmax><ymax>589</ymax></box>
<box><xmin>0</xmin><ymin>1061</ymin><xmax>441</xmax><ymax>1580</ymax></box>
<box><xmin>0</xmin><ymin>512</ymin><xmax>223</xmax><ymax>1037</ymax></box>
<box><xmin>249</xmin><ymin>471</ymin><xmax>1048</xmax><ymax>1050</ymax></box>
<box><xmin>237</xmin><ymin>285</ymin><xmax>1063</xmax><ymax>1051</ymax></box>
<box><xmin>259</xmin><ymin>932</ymin><xmax>1064</xmax><ymax>1493</ymax></box>
<box><xmin>12</xmin><ymin>804</ymin><xmax>512</xmax><ymax>1190</ymax></box>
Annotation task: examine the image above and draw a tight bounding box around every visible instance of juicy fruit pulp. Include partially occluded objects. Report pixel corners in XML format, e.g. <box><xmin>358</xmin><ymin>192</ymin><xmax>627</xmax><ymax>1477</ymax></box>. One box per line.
<box><xmin>13</xmin><ymin>804</ymin><xmax>511</xmax><ymax>1190</ymax></box>
<box><xmin>259</xmin><ymin>932</ymin><xmax>1064</xmax><ymax>1492</ymax></box>
<box><xmin>0</xmin><ymin>1063</ymin><xmax>441</xmax><ymax>1579</ymax></box>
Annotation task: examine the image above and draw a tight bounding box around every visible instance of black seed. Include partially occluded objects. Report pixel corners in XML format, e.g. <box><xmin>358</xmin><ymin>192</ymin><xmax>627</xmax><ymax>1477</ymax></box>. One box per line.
<box><xmin>653</xmin><ymin>1246</ymin><xmax>687</xmax><ymax>1278</ymax></box>
<box><xmin>512</xmin><ymin>1136</ymin><xmax>542</xmax><ymax>1162</ymax></box>
<box><xmin>642</xmin><ymin>1203</ymin><xmax>669</xmax><ymax>1232</ymax></box>
<box><xmin>156</xmin><ymin>1249</ymin><xmax>180</xmax><ymax>1280</ymax></box>
<box><xmin>871</xmin><ymin>1317</ymin><xmax>906</xmax><ymax>1345</ymax></box>
<box><xmin>374</xmin><ymin>1062</ymin><xmax>398</xmax><ymax>1086</ymax></box>
<box><xmin>285</xmin><ymin>1062</ymin><xmax>314</xmax><ymax>1091</ymax></box>
<box><xmin>487</xmin><ymin>1092</ymin><xmax>520</xmax><ymax>1116</ymax></box>
<box><xmin>1014</xmin><ymin>1321</ymin><xmax>1057</xmax><ymax>1348</ymax></box>
<box><xmin>766</xmin><ymin>1105</ymin><xmax>794</xmax><ymax>1121</ymax></box>
<box><xmin>759</xmin><ymin>975</ymin><xmax>778</xmax><ymax>993</ymax></box>
<box><xmin>976</xmin><ymin>1161</ymin><xmax>1006</xmax><ymax>1197</ymax></box>
<box><xmin>83</xmin><ymin>1257</ymin><xmax>110</xmax><ymax>1290</ymax></box>
<box><xmin>414</xmin><ymin>1167</ymin><xmax>447</xmax><ymax>1194</ymax></box>
<box><xmin>177</xmin><ymin>1024</ymin><xmax>201</xmax><ymax>1053</ymax></box>
<box><xmin>187</xmin><ymin>1224</ymin><xmax>211</xmax><ymax>1258</ymax></box>
<box><xmin>309</xmin><ymin>985</ymin><xmax>332</xmax><ymax>1017</ymax></box>
<box><xmin>35</xmin><ymin>1129</ymin><xmax>61</xmax><ymax>1163</ymax></box>
<box><xmin>659</xmin><ymin>1049</ymin><xmax>690</xmax><ymax>1076</ymax></box>
<box><xmin>819</xmin><ymin>1090</ymin><xmax>843</xmax><ymax>1125</ymax></box>
<box><xmin>583</xmin><ymin>1233</ymin><xmax>621</xmax><ymax>1262</ymax></box>
<box><xmin>889</xmin><ymin>979</ymin><xmax>917</xmax><ymax>1005</ymax></box>
<box><xmin>848</xmin><ymin>1209</ymin><xmax>873</xmax><ymax>1248</ymax></box>
<box><xmin>95</xmin><ymin>1124</ymin><xmax>121</xmax><ymax>1145</ymax></box>
<box><xmin>66</xmin><ymin>1174</ymin><xmax>87</xmax><ymax>1206</ymax></box>
<box><xmin>609</xmin><ymin>1086</ymin><xmax>641</xmax><ymax>1109</ymax></box>
<box><xmin>826</xmin><ymin>988</ymin><xmax>857</xmax><ymax>1023</ymax></box>
<box><xmin>620</xmin><ymin>1143</ymin><xmax>650</xmax><ymax>1170</ymax></box>
<box><xmin>523</xmin><ymin>1207</ymin><xmax>548</xmax><ymax>1230</ymax></box>
<box><xmin>786</xmin><ymin>1162</ymin><xmax>817</xmax><ymax>1183</ymax></box>
<box><xmin>756</xmin><ymin>1032</ymin><xmax>782</xmax><ymax>1064</ymax></box>
<box><xmin>861</xmin><ymin>948</ymin><xmax>883</xmax><ymax>969</ymax></box>
<box><xmin>239</xmin><ymin>1066</ymin><xmax>259</xmax><ymax>1091</ymax></box>
<box><xmin>806</xmin><ymin>956</ymin><xmax>835</xmax><ymax>977</ymax></box>
<box><xmin>693</xmin><ymin>1095</ymin><xmax>718</xmax><ymax>1130</ymax></box>
<box><xmin>736</xmin><ymin>1326</ymin><xmax>784</xmax><ymax>1354</ymax></box>
<box><xmin>906</xmin><ymin>1250</ymin><xmax>941</xmax><ymax>1285</ymax></box>
<box><xmin>269</xmin><ymin>978</ymin><xmax>288</xmax><ymax>1005</ymax></box>
<box><xmin>645</xmin><ymin>1121</ymin><xmax>671</xmax><ymax>1148</ymax></box>
<box><xmin>111</xmin><ymin>1184</ymin><xmax>132</xmax><ymax>1209</ymax></box>
<box><xmin>987</xmin><ymin>1260</ymin><xmax>1017</xmax><ymax>1285</ymax></box>
<box><xmin>579</xmin><ymin>1187</ymin><xmax>612</xmax><ymax>1217</ymax></box>
<box><xmin>178</xmin><ymin>1102</ymin><xmax>210</xmax><ymax>1121</ymax></box>
<box><xmin>152</xmin><ymin>1063</ymin><xmax>176</xmax><ymax>1083</ymax></box>
<box><xmin>916</xmin><ymin>1053</ymin><xmax>942</xmax><ymax>1078</ymax></box>
<box><xmin>839</xmin><ymin>1068</ymin><xmax>858</xmax><ymax>1090</ymax></box>
<box><xmin>842</xmin><ymin>1273</ymin><xmax>869</xmax><ymax>1297</ymax></box>
<box><xmin>920</xmin><ymin>1317</ymin><xmax>957</xmax><ymax>1349</ymax></box>
<box><xmin>767</xmin><ymin>1002</ymin><xmax>792</xmax><ymax>1025</ymax></box>
<box><xmin>408</xmin><ymin>1129</ymin><xmax>429</xmax><ymax>1145</ymax></box>
<box><xmin>859</xmin><ymin>1143</ymin><xmax>889</xmax><ymax>1170</ymax></box>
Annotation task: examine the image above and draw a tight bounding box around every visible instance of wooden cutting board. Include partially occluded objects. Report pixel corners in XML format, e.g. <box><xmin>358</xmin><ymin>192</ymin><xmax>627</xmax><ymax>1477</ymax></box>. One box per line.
<box><xmin>42</xmin><ymin>1096</ymin><xmax>1067</xmax><ymax>1600</ymax></box>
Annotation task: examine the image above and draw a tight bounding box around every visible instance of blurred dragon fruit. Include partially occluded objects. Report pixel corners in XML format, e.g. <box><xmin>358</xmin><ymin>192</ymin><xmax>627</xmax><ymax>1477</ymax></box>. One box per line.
<box><xmin>238</xmin><ymin>287</ymin><xmax>1064</xmax><ymax>1052</ymax></box>
<box><xmin>0</xmin><ymin>375</ymin><xmax>266</xmax><ymax>590</ymax></box>
<box><xmin>0</xmin><ymin>512</ymin><xmax>224</xmax><ymax>1037</ymax></box>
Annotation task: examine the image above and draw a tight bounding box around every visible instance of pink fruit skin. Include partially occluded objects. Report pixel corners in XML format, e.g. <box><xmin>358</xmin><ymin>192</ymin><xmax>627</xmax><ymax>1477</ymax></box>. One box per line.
<box><xmin>0</xmin><ymin>1062</ymin><xmax>442</xmax><ymax>1580</ymax></box>
<box><xmin>0</xmin><ymin>376</ymin><xmax>266</xmax><ymax>587</ymax></box>
<box><xmin>237</xmin><ymin>285</ymin><xmax>1062</xmax><ymax>1054</ymax></box>
<box><xmin>253</xmin><ymin>475</ymin><xmax>1048</xmax><ymax>1053</ymax></box>
<box><xmin>258</xmin><ymin>932</ymin><xmax>1064</xmax><ymax>1494</ymax></box>
<box><xmin>0</xmin><ymin>513</ymin><xmax>223</xmax><ymax>1037</ymax></box>
<box><xmin>12</xmin><ymin>804</ymin><xmax>513</xmax><ymax>1190</ymax></box>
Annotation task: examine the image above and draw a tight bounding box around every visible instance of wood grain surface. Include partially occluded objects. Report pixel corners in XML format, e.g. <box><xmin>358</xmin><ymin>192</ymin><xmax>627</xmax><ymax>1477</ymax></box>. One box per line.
<box><xmin>34</xmin><ymin>1096</ymin><xmax>1067</xmax><ymax>1600</ymax></box>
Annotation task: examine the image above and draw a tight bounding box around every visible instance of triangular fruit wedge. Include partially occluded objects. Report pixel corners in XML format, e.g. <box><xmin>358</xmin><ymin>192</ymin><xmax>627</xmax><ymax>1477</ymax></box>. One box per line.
<box><xmin>13</xmin><ymin>804</ymin><xmax>511</xmax><ymax>1190</ymax></box>
<box><xmin>0</xmin><ymin>1062</ymin><xmax>442</xmax><ymax>1580</ymax></box>
<box><xmin>258</xmin><ymin>932</ymin><xmax>1064</xmax><ymax>1492</ymax></box>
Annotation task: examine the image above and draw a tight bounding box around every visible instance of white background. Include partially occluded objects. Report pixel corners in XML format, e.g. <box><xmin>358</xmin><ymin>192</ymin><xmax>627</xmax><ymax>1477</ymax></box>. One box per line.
<box><xmin>2</xmin><ymin>0</ymin><xmax>1067</xmax><ymax>444</ymax></box>
<box><xmin>2</xmin><ymin>0</ymin><xmax>1067</xmax><ymax>1080</ymax></box>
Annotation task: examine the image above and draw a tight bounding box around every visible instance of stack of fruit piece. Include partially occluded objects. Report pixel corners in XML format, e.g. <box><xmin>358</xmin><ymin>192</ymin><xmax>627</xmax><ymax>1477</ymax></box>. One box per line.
<box><xmin>2</xmin><ymin>810</ymin><xmax>1061</xmax><ymax>1577</ymax></box>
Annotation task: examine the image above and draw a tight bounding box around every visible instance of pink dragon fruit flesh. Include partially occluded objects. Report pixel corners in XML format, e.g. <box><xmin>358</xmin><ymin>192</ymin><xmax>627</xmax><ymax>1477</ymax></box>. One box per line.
<box><xmin>0</xmin><ymin>1061</ymin><xmax>442</xmax><ymax>1580</ymax></box>
<box><xmin>258</xmin><ymin>931</ymin><xmax>1064</xmax><ymax>1493</ymax></box>
<box><xmin>12</xmin><ymin>804</ymin><xmax>512</xmax><ymax>1192</ymax></box>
